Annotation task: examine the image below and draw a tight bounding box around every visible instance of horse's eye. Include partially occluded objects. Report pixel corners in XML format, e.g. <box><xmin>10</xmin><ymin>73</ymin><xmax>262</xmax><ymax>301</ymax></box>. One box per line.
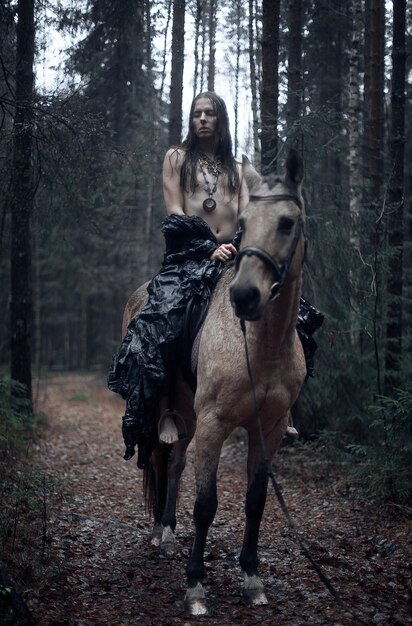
<box><xmin>278</xmin><ymin>217</ymin><xmax>294</xmax><ymax>234</ymax></box>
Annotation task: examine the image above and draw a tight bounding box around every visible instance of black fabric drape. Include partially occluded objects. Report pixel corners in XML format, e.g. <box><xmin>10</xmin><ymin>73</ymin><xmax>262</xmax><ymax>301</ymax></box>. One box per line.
<box><xmin>108</xmin><ymin>214</ymin><xmax>225</xmax><ymax>465</ymax></box>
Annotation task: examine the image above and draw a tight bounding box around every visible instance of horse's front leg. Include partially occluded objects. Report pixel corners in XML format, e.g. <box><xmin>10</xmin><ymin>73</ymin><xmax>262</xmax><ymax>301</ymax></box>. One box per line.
<box><xmin>240</xmin><ymin>459</ymin><xmax>269</xmax><ymax>605</ymax></box>
<box><xmin>185</xmin><ymin>418</ymin><xmax>225</xmax><ymax>616</ymax></box>
<box><xmin>240</xmin><ymin>422</ymin><xmax>286</xmax><ymax>605</ymax></box>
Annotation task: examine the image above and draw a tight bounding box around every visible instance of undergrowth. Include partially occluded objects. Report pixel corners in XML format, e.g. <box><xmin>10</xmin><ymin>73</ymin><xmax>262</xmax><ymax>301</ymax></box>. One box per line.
<box><xmin>0</xmin><ymin>377</ymin><xmax>58</xmax><ymax>623</ymax></box>
<box><xmin>277</xmin><ymin>387</ymin><xmax>412</xmax><ymax>506</ymax></box>
<box><xmin>302</xmin><ymin>387</ymin><xmax>412</xmax><ymax>505</ymax></box>
<box><xmin>345</xmin><ymin>387</ymin><xmax>412</xmax><ymax>504</ymax></box>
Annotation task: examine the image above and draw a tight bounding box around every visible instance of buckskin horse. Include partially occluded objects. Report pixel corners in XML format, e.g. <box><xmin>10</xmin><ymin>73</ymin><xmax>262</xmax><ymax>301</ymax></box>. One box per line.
<box><xmin>122</xmin><ymin>150</ymin><xmax>306</xmax><ymax>615</ymax></box>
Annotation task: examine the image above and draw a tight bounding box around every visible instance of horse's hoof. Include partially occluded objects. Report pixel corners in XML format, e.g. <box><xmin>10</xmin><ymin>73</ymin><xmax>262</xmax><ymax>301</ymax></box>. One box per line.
<box><xmin>243</xmin><ymin>574</ymin><xmax>268</xmax><ymax>605</ymax></box>
<box><xmin>184</xmin><ymin>583</ymin><xmax>208</xmax><ymax>616</ymax></box>
<box><xmin>150</xmin><ymin>534</ymin><xmax>161</xmax><ymax>547</ymax></box>
<box><xmin>160</xmin><ymin>525</ymin><xmax>178</xmax><ymax>555</ymax></box>
<box><xmin>150</xmin><ymin>524</ymin><xmax>163</xmax><ymax>547</ymax></box>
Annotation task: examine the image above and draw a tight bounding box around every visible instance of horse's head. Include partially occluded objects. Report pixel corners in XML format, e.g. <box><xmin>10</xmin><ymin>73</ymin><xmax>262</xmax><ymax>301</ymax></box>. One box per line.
<box><xmin>230</xmin><ymin>150</ymin><xmax>305</xmax><ymax>321</ymax></box>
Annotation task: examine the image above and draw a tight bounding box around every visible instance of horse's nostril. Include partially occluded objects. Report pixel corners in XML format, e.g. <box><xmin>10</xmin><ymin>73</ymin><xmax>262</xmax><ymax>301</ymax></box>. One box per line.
<box><xmin>230</xmin><ymin>285</ymin><xmax>260</xmax><ymax>312</ymax></box>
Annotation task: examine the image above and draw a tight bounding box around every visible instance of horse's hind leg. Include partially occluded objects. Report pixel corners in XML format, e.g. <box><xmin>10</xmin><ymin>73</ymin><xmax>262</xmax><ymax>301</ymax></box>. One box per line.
<box><xmin>185</xmin><ymin>418</ymin><xmax>226</xmax><ymax>616</ymax></box>
<box><xmin>147</xmin><ymin>445</ymin><xmax>169</xmax><ymax>546</ymax></box>
<box><xmin>159</xmin><ymin>439</ymin><xmax>190</xmax><ymax>554</ymax></box>
<box><xmin>240</xmin><ymin>424</ymin><xmax>285</xmax><ymax>605</ymax></box>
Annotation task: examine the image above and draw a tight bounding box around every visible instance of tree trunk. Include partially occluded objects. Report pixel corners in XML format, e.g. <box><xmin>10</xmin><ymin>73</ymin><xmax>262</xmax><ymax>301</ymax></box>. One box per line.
<box><xmin>193</xmin><ymin>0</ymin><xmax>202</xmax><ymax>97</ymax></box>
<box><xmin>145</xmin><ymin>0</ymin><xmax>156</xmax><ymax>276</ymax></box>
<box><xmin>234</xmin><ymin>0</ymin><xmax>242</xmax><ymax>156</ymax></box>
<box><xmin>169</xmin><ymin>0</ymin><xmax>185</xmax><ymax>145</ymax></box>
<box><xmin>384</xmin><ymin>0</ymin><xmax>406</xmax><ymax>391</ymax></box>
<box><xmin>160</xmin><ymin>0</ymin><xmax>172</xmax><ymax>101</ymax></box>
<box><xmin>248</xmin><ymin>0</ymin><xmax>260</xmax><ymax>166</ymax></box>
<box><xmin>348</xmin><ymin>0</ymin><xmax>363</xmax><ymax>229</ymax></box>
<box><xmin>10</xmin><ymin>0</ymin><xmax>35</xmax><ymax>412</ymax></box>
<box><xmin>207</xmin><ymin>0</ymin><xmax>217</xmax><ymax>91</ymax></box>
<box><xmin>260</xmin><ymin>0</ymin><xmax>281</xmax><ymax>173</ymax></box>
<box><xmin>363</xmin><ymin>0</ymin><xmax>385</xmax><ymax>393</ymax></box>
<box><xmin>368</xmin><ymin>0</ymin><xmax>385</xmax><ymax>210</ymax></box>
<box><xmin>362</xmin><ymin>0</ymin><xmax>371</xmax><ymax>199</ymax></box>
<box><xmin>286</xmin><ymin>0</ymin><xmax>303</xmax><ymax>147</ymax></box>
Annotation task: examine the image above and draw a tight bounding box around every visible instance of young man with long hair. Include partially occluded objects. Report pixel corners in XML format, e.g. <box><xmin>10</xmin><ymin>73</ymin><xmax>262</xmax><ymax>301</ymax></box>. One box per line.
<box><xmin>109</xmin><ymin>92</ymin><xmax>247</xmax><ymax>468</ymax></box>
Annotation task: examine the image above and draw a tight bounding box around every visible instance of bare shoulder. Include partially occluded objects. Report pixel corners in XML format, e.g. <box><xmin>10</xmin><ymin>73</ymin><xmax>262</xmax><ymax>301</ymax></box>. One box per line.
<box><xmin>164</xmin><ymin>147</ymin><xmax>185</xmax><ymax>172</ymax></box>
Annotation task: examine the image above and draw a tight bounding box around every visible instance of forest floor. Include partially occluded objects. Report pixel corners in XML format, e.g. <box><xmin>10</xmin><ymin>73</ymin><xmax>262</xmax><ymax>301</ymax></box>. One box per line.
<box><xmin>5</xmin><ymin>374</ymin><xmax>412</xmax><ymax>625</ymax></box>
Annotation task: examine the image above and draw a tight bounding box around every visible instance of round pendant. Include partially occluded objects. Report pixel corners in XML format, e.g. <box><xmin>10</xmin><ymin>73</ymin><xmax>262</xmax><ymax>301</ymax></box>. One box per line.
<box><xmin>203</xmin><ymin>197</ymin><xmax>216</xmax><ymax>213</ymax></box>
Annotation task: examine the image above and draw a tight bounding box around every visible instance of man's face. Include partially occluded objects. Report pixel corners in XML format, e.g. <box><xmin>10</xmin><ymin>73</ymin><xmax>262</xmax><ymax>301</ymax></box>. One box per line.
<box><xmin>192</xmin><ymin>97</ymin><xmax>217</xmax><ymax>140</ymax></box>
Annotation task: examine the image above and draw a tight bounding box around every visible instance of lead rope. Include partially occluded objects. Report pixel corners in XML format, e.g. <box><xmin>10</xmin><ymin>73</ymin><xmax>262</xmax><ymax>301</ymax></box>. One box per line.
<box><xmin>240</xmin><ymin>319</ymin><xmax>368</xmax><ymax>626</ymax></box>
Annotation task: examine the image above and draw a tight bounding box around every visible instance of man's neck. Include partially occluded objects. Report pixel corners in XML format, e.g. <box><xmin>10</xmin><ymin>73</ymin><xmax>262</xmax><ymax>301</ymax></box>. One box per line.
<box><xmin>197</xmin><ymin>137</ymin><xmax>216</xmax><ymax>158</ymax></box>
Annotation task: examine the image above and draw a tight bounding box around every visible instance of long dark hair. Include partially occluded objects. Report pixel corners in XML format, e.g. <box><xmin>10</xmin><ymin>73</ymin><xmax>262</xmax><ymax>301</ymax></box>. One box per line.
<box><xmin>177</xmin><ymin>92</ymin><xmax>240</xmax><ymax>197</ymax></box>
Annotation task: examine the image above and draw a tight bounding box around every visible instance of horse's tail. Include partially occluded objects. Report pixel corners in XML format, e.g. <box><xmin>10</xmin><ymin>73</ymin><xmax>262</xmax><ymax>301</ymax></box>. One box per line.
<box><xmin>143</xmin><ymin>462</ymin><xmax>156</xmax><ymax>518</ymax></box>
<box><xmin>143</xmin><ymin>446</ymin><xmax>181</xmax><ymax>521</ymax></box>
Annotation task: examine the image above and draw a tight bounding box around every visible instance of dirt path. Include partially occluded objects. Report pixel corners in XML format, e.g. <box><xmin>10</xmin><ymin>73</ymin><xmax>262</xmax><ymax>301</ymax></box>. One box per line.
<box><xmin>26</xmin><ymin>374</ymin><xmax>411</xmax><ymax>625</ymax></box>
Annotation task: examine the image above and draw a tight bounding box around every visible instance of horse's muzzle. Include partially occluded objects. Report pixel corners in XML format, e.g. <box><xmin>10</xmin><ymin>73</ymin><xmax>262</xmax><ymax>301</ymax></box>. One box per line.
<box><xmin>229</xmin><ymin>283</ymin><xmax>263</xmax><ymax>321</ymax></box>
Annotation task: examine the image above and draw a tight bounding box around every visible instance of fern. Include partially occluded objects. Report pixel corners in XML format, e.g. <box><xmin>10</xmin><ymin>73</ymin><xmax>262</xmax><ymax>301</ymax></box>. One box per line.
<box><xmin>347</xmin><ymin>386</ymin><xmax>412</xmax><ymax>504</ymax></box>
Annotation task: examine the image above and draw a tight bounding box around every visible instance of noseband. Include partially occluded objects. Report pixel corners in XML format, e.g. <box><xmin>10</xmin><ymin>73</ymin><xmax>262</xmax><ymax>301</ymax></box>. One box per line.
<box><xmin>235</xmin><ymin>194</ymin><xmax>304</xmax><ymax>302</ymax></box>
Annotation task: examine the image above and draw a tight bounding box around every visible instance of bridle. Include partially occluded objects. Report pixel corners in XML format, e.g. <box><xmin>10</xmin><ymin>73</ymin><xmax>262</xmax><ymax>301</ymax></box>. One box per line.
<box><xmin>235</xmin><ymin>194</ymin><xmax>304</xmax><ymax>302</ymax></box>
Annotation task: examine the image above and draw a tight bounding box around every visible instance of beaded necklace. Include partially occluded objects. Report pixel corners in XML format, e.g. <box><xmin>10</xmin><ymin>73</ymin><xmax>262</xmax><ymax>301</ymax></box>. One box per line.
<box><xmin>198</xmin><ymin>155</ymin><xmax>222</xmax><ymax>213</ymax></box>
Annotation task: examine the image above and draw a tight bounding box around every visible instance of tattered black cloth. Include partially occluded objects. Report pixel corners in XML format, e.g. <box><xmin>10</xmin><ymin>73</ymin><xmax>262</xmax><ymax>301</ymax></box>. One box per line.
<box><xmin>108</xmin><ymin>214</ymin><xmax>224</xmax><ymax>467</ymax></box>
<box><xmin>296</xmin><ymin>297</ymin><xmax>324</xmax><ymax>379</ymax></box>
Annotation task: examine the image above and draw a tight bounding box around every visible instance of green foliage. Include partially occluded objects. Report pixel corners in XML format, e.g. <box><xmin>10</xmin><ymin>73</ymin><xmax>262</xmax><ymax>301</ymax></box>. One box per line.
<box><xmin>310</xmin><ymin>388</ymin><xmax>412</xmax><ymax>504</ymax></box>
<box><xmin>0</xmin><ymin>377</ymin><xmax>58</xmax><ymax>602</ymax></box>
<box><xmin>70</xmin><ymin>390</ymin><xmax>90</xmax><ymax>402</ymax></box>
<box><xmin>348</xmin><ymin>388</ymin><xmax>412</xmax><ymax>504</ymax></box>
<box><xmin>0</xmin><ymin>378</ymin><xmax>33</xmax><ymax>458</ymax></box>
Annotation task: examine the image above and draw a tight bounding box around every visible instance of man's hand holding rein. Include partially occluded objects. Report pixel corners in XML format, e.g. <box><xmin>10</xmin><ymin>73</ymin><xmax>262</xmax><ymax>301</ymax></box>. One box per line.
<box><xmin>211</xmin><ymin>243</ymin><xmax>237</xmax><ymax>262</ymax></box>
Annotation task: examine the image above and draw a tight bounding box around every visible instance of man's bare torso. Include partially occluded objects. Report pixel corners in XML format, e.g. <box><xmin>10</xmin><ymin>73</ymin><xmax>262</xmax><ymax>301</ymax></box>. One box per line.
<box><xmin>163</xmin><ymin>148</ymin><xmax>246</xmax><ymax>243</ymax></box>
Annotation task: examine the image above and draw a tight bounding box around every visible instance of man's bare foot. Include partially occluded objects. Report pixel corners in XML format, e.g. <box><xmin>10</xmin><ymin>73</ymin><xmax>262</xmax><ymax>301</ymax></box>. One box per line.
<box><xmin>158</xmin><ymin>412</ymin><xmax>179</xmax><ymax>444</ymax></box>
<box><xmin>286</xmin><ymin>426</ymin><xmax>299</xmax><ymax>438</ymax></box>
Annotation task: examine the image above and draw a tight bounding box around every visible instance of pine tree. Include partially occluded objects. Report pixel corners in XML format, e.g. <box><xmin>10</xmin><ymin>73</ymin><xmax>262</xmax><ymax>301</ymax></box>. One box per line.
<box><xmin>286</xmin><ymin>0</ymin><xmax>303</xmax><ymax>148</ymax></box>
<box><xmin>169</xmin><ymin>0</ymin><xmax>185</xmax><ymax>145</ymax></box>
<box><xmin>384</xmin><ymin>0</ymin><xmax>407</xmax><ymax>391</ymax></box>
<box><xmin>260</xmin><ymin>0</ymin><xmax>281</xmax><ymax>173</ymax></box>
<box><xmin>9</xmin><ymin>0</ymin><xmax>35</xmax><ymax>410</ymax></box>
<box><xmin>248</xmin><ymin>0</ymin><xmax>260</xmax><ymax>165</ymax></box>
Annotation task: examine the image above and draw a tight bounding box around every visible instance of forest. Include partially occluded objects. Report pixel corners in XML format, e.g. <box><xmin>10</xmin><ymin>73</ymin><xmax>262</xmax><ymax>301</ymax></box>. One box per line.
<box><xmin>3</xmin><ymin>0</ymin><xmax>410</xmax><ymax>496</ymax></box>
<box><xmin>1</xmin><ymin>0</ymin><xmax>412</xmax><ymax>623</ymax></box>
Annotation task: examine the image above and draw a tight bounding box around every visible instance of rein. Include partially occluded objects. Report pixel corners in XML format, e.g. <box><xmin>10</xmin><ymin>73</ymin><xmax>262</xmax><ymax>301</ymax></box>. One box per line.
<box><xmin>235</xmin><ymin>194</ymin><xmax>303</xmax><ymax>302</ymax></box>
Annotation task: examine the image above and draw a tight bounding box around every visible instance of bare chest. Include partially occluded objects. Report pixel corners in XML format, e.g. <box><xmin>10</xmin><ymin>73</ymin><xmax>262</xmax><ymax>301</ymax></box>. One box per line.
<box><xmin>184</xmin><ymin>168</ymin><xmax>239</xmax><ymax>241</ymax></box>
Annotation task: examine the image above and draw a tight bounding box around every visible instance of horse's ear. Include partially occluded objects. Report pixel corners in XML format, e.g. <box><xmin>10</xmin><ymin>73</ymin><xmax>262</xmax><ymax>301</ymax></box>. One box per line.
<box><xmin>242</xmin><ymin>155</ymin><xmax>262</xmax><ymax>193</ymax></box>
<box><xmin>284</xmin><ymin>149</ymin><xmax>303</xmax><ymax>189</ymax></box>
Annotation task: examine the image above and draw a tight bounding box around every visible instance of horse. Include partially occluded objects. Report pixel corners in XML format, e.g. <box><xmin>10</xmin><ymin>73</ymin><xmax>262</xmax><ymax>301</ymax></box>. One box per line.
<box><xmin>122</xmin><ymin>149</ymin><xmax>306</xmax><ymax>615</ymax></box>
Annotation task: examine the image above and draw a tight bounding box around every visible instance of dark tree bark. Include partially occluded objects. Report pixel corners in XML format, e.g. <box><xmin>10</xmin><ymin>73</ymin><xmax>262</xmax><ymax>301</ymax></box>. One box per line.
<box><xmin>348</xmin><ymin>0</ymin><xmax>363</xmax><ymax>226</ymax></box>
<box><xmin>260</xmin><ymin>0</ymin><xmax>281</xmax><ymax>173</ymax></box>
<box><xmin>233</xmin><ymin>0</ymin><xmax>242</xmax><ymax>155</ymax></box>
<box><xmin>160</xmin><ymin>0</ymin><xmax>172</xmax><ymax>100</ymax></box>
<box><xmin>248</xmin><ymin>0</ymin><xmax>260</xmax><ymax>165</ymax></box>
<box><xmin>207</xmin><ymin>0</ymin><xmax>217</xmax><ymax>91</ymax></box>
<box><xmin>169</xmin><ymin>0</ymin><xmax>185</xmax><ymax>145</ymax></box>
<box><xmin>286</xmin><ymin>0</ymin><xmax>303</xmax><ymax>146</ymax></box>
<box><xmin>362</xmin><ymin>0</ymin><xmax>371</xmax><ymax>198</ymax></box>
<box><xmin>384</xmin><ymin>0</ymin><xmax>406</xmax><ymax>391</ymax></box>
<box><xmin>367</xmin><ymin>0</ymin><xmax>385</xmax><ymax>209</ymax></box>
<box><xmin>193</xmin><ymin>0</ymin><xmax>202</xmax><ymax>97</ymax></box>
<box><xmin>9</xmin><ymin>0</ymin><xmax>35</xmax><ymax>411</ymax></box>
